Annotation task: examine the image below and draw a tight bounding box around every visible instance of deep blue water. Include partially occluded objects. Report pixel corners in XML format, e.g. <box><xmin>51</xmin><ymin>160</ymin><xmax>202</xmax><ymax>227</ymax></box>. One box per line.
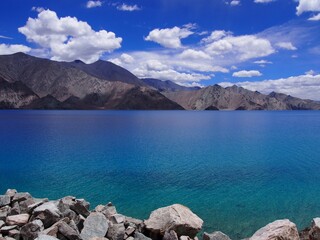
<box><xmin>1</xmin><ymin>110</ymin><xmax>320</xmax><ymax>239</ymax></box>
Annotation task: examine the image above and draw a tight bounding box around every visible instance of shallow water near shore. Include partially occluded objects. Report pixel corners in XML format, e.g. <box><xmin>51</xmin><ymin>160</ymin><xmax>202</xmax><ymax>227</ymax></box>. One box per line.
<box><xmin>1</xmin><ymin>110</ymin><xmax>320</xmax><ymax>239</ymax></box>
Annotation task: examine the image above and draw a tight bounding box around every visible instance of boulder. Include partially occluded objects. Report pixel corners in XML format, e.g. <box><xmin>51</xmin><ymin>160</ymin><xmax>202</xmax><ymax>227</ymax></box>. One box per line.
<box><xmin>0</xmin><ymin>206</ymin><xmax>10</xmax><ymax>221</ymax></box>
<box><xmin>20</xmin><ymin>199</ymin><xmax>36</xmax><ymax>214</ymax></box>
<box><xmin>110</xmin><ymin>214</ymin><xmax>125</xmax><ymax>224</ymax></box>
<box><xmin>0</xmin><ymin>221</ymin><xmax>5</xmax><ymax>229</ymax></box>
<box><xmin>80</xmin><ymin>212</ymin><xmax>108</xmax><ymax>240</ymax></box>
<box><xmin>125</xmin><ymin>226</ymin><xmax>135</xmax><ymax>238</ymax></box>
<box><xmin>163</xmin><ymin>230</ymin><xmax>179</xmax><ymax>240</ymax></box>
<box><xmin>89</xmin><ymin>238</ymin><xmax>109</xmax><ymax>240</ymax></box>
<box><xmin>57</xmin><ymin>221</ymin><xmax>81</xmax><ymax>240</ymax></box>
<box><xmin>107</xmin><ymin>223</ymin><xmax>125</xmax><ymax>240</ymax></box>
<box><xmin>249</xmin><ymin>219</ymin><xmax>299</xmax><ymax>240</ymax></box>
<box><xmin>103</xmin><ymin>204</ymin><xmax>117</xmax><ymax>219</ymax></box>
<box><xmin>35</xmin><ymin>235</ymin><xmax>60</xmax><ymax>240</ymax></box>
<box><xmin>6</xmin><ymin>214</ymin><xmax>30</xmax><ymax>226</ymax></box>
<box><xmin>33</xmin><ymin>202</ymin><xmax>62</xmax><ymax>228</ymax></box>
<box><xmin>0</xmin><ymin>196</ymin><xmax>10</xmax><ymax>208</ymax></box>
<box><xmin>8</xmin><ymin>202</ymin><xmax>20</xmax><ymax>216</ymax></box>
<box><xmin>134</xmin><ymin>232</ymin><xmax>151</xmax><ymax>240</ymax></box>
<box><xmin>180</xmin><ymin>236</ymin><xmax>191</xmax><ymax>240</ymax></box>
<box><xmin>0</xmin><ymin>226</ymin><xmax>18</xmax><ymax>234</ymax></box>
<box><xmin>70</xmin><ymin>199</ymin><xmax>90</xmax><ymax>218</ymax></box>
<box><xmin>144</xmin><ymin>204</ymin><xmax>203</xmax><ymax>238</ymax></box>
<box><xmin>125</xmin><ymin>217</ymin><xmax>144</xmax><ymax>232</ymax></box>
<box><xmin>20</xmin><ymin>220</ymin><xmax>44</xmax><ymax>240</ymax></box>
<box><xmin>203</xmin><ymin>232</ymin><xmax>231</xmax><ymax>240</ymax></box>
<box><xmin>27</xmin><ymin>199</ymin><xmax>49</xmax><ymax>213</ymax></box>
<box><xmin>12</xmin><ymin>193</ymin><xmax>32</xmax><ymax>203</ymax></box>
<box><xmin>5</xmin><ymin>190</ymin><xmax>17</xmax><ymax>199</ymax></box>
<box><xmin>308</xmin><ymin>218</ymin><xmax>320</xmax><ymax>240</ymax></box>
<box><xmin>7</xmin><ymin>229</ymin><xmax>20</xmax><ymax>240</ymax></box>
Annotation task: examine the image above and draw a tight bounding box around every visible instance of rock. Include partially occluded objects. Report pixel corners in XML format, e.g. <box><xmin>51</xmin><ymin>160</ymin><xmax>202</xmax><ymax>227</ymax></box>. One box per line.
<box><xmin>80</xmin><ymin>212</ymin><xmax>108</xmax><ymax>240</ymax></box>
<box><xmin>125</xmin><ymin>226</ymin><xmax>135</xmax><ymax>238</ymax></box>
<box><xmin>57</xmin><ymin>197</ymin><xmax>76</xmax><ymax>214</ymax></box>
<box><xmin>89</xmin><ymin>238</ymin><xmax>109</xmax><ymax>240</ymax></box>
<box><xmin>33</xmin><ymin>202</ymin><xmax>62</xmax><ymax>228</ymax></box>
<box><xmin>163</xmin><ymin>230</ymin><xmax>179</xmax><ymax>240</ymax></box>
<box><xmin>27</xmin><ymin>199</ymin><xmax>49</xmax><ymax>213</ymax></box>
<box><xmin>7</xmin><ymin>229</ymin><xmax>20</xmax><ymax>240</ymax></box>
<box><xmin>94</xmin><ymin>205</ymin><xmax>105</xmax><ymax>213</ymax></box>
<box><xmin>20</xmin><ymin>220</ymin><xmax>44</xmax><ymax>240</ymax></box>
<box><xmin>20</xmin><ymin>199</ymin><xmax>36</xmax><ymax>214</ymax></box>
<box><xmin>107</xmin><ymin>223</ymin><xmax>125</xmax><ymax>240</ymax></box>
<box><xmin>103</xmin><ymin>204</ymin><xmax>117</xmax><ymax>219</ymax></box>
<box><xmin>126</xmin><ymin>237</ymin><xmax>134</xmax><ymax>240</ymax></box>
<box><xmin>70</xmin><ymin>199</ymin><xmax>90</xmax><ymax>218</ymax></box>
<box><xmin>75</xmin><ymin>215</ymin><xmax>85</xmax><ymax>233</ymax></box>
<box><xmin>125</xmin><ymin>217</ymin><xmax>144</xmax><ymax>232</ymax></box>
<box><xmin>110</xmin><ymin>214</ymin><xmax>125</xmax><ymax>224</ymax></box>
<box><xmin>5</xmin><ymin>190</ymin><xmax>17</xmax><ymax>199</ymax></box>
<box><xmin>144</xmin><ymin>204</ymin><xmax>203</xmax><ymax>238</ymax></box>
<box><xmin>0</xmin><ymin>221</ymin><xmax>5</xmax><ymax>229</ymax></box>
<box><xmin>12</xmin><ymin>193</ymin><xmax>32</xmax><ymax>203</ymax></box>
<box><xmin>133</xmin><ymin>232</ymin><xmax>151</xmax><ymax>240</ymax></box>
<box><xmin>57</xmin><ymin>221</ymin><xmax>81</xmax><ymax>240</ymax></box>
<box><xmin>0</xmin><ymin>196</ymin><xmax>11</xmax><ymax>208</ymax></box>
<box><xmin>0</xmin><ymin>226</ymin><xmax>18</xmax><ymax>234</ymax></box>
<box><xmin>180</xmin><ymin>236</ymin><xmax>191</xmax><ymax>240</ymax></box>
<box><xmin>6</xmin><ymin>214</ymin><xmax>30</xmax><ymax>226</ymax></box>
<box><xmin>250</xmin><ymin>219</ymin><xmax>299</xmax><ymax>240</ymax></box>
<box><xmin>203</xmin><ymin>232</ymin><xmax>231</xmax><ymax>240</ymax></box>
<box><xmin>0</xmin><ymin>207</ymin><xmax>10</xmax><ymax>221</ymax></box>
<box><xmin>35</xmin><ymin>235</ymin><xmax>60</xmax><ymax>240</ymax></box>
<box><xmin>308</xmin><ymin>218</ymin><xmax>320</xmax><ymax>240</ymax></box>
<box><xmin>9</xmin><ymin>202</ymin><xmax>20</xmax><ymax>216</ymax></box>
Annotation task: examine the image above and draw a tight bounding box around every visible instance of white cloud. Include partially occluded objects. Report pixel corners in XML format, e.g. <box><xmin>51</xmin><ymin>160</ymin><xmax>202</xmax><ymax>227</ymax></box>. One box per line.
<box><xmin>305</xmin><ymin>70</ymin><xmax>316</xmax><ymax>75</ymax></box>
<box><xmin>116</xmin><ymin>4</ymin><xmax>141</xmax><ymax>11</ymax></box>
<box><xmin>233</xmin><ymin>70</ymin><xmax>262</xmax><ymax>77</ymax></box>
<box><xmin>86</xmin><ymin>1</ymin><xmax>103</xmax><ymax>8</ymax></box>
<box><xmin>145</xmin><ymin>26</ymin><xmax>193</xmax><ymax>48</ymax></box>
<box><xmin>254</xmin><ymin>60</ymin><xmax>272</xmax><ymax>64</ymax></box>
<box><xmin>179</xmin><ymin>49</ymin><xmax>212</xmax><ymax>60</ymax></box>
<box><xmin>18</xmin><ymin>9</ymin><xmax>122</xmax><ymax>63</ymax></box>
<box><xmin>219</xmin><ymin>74</ymin><xmax>320</xmax><ymax>100</ymax></box>
<box><xmin>0</xmin><ymin>35</ymin><xmax>12</xmax><ymax>39</ymax></box>
<box><xmin>275</xmin><ymin>42</ymin><xmax>297</xmax><ymax>50</ymax></box>
<box><xmin>254</xmin><ymin>0</ymin><xmax>275</xmax><ymax>3</ymax></box>
<box><xmin>31</xmin><ymin>7</ymin><xmax>45</xmax><ymax>13</ymax></box>
<box><xmin>0</xmin><ymin>44</ymin><xmax>31</xmax><ymax>55</ymax></box>
<box><xmin>309</xmin><ymin>13</ymin><xmax>320</xmax><ymax>20</ymax></box>
<box><xmin>230</xmin><ymin>0</ymin><xmax>241</xmax><ymax>6</ymax></box>
<box><xmin>296</xmin><ymin>0</ymin><xmax>320</xmax><ymax>15</ymax></box>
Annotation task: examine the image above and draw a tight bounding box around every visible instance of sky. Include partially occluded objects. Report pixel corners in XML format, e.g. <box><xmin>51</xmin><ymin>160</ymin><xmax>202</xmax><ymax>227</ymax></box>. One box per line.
<box><xmin>0</xmin><ymin>0</ymin><xmax>320</xmax><ymax>100</ymax></box>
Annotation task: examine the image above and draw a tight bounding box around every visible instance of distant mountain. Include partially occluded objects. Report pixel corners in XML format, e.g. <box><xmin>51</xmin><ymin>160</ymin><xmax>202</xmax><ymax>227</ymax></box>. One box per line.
<box><xmin>164</xmin><ymin>84</ymin><xmax>320</xmax><ymax>110</ymax></box>
<box><xmin>68</xmin><ymin>59</ymin><xmax>146</xmax><ymax>86</ymax></box>
<box><xmin>141</xmin><ymin>78</ymin><xmax>201</xmax><ymax>92</ymax></box>
<box><xmin>0</xmin><ymin>53</ymin><xmax>183</xmax><ymax>110</ymax></box>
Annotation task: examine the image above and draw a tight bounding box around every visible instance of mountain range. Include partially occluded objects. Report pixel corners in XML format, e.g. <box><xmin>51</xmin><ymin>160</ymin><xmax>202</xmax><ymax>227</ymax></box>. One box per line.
<box><xmin>0</xmin><ymin>53</ymin><xmax>319</xmax><ymax>110</ymax></box>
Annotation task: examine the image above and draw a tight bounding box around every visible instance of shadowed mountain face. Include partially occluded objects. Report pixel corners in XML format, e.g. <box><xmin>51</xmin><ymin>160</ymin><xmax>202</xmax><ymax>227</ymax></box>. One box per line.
<box><xmin>0</xmin><ymin>53</ymin><xmax>183</xmax><ymax>110</ymax></box>
<box><xmin>141</xmin><ymin>78</ymin><xmax>201</xmax><ymax>92</ymax></box>
<box><xmin>164</xmin><ymin>85</ymin><xmax>320</xmax><ymax>110</ymax></box>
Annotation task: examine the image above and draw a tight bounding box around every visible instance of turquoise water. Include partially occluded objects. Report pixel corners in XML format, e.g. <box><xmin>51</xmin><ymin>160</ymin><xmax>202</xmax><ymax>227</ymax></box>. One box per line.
<box><xmin>1</xmin><ymin>110</ymin><xmax>320</xmax><ymax>239</ymax></box>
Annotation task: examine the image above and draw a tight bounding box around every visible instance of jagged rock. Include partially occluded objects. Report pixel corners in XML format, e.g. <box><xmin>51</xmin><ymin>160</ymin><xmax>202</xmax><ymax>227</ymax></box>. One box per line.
<box><xmin>12</xmin><ymin>193</ymin><xmax>32</xmax><ymax>203</ymax></box>
<box><xmin>110</xmin><ymin>214</ymin><xmax>125</xmax><ymax>224</ymax></box>
<box><xmin>0</xmin><ymin>196</ymin><xmax>10</xmax><ymax>208</ymax></box>
<box><xmin>20</xmin><ymin>198</ymin><xmax>36</xmax><ymax>214</ymax></box>
<box><xmin>7</xmin><ymin>229</ymin><xmax>20</xmax><ymax>240</ymax></box>
<box><xmin>203</xmin><ymin>231</ymin><xmax>231</xmax><ymax>240</ymax></box>
<box><xmin>6</xmin><ymin>214</ymin><xmax>30</xmax><ymax>226</ymax></box>
<box><xmin>0</xmin><ymin>207</ymin><xmax>10</xmax><ymax>221</ymax></box>
<box><xmin>250</xmin><ymin>219</ymin><xmax>299</xmax><ymax>240</ymax></box>
<box><xmin>94</xmin><ymin>205</ymin><xmax>105</xmax><ymax>213</ymax></box>
<box><xmin>107</xmin><ymin>223</ymin><xmax>125</xmax><ymax>240</ymax></box>
<box><xmin>33</xmin><ymin>202</ymin><xmax>62</xmax><ymax>228</ymax></box>
<box><xmin>27</xmin><ymin>199</ymin><xmax>49</xmax><ymax>213</ymax></box>
<box><xmin>70</xmin><ymin>199</ymin><xmax>90</xmax><ymax>218</ymax></box>
<box><xmin>180</xmin><ymin>236</ymin><xmax>191</xmax><ymax>240</ymax></box>
<box><xmin>308</xmin><ymin>218</ymin><xmax>320</xmax><ymax>240</ymax></box>
<box><xmin>125</xmin><ymin>226</ymin><xmax>135</xmax><ymax>238</ymax></box>
<box><xmin>80</xmin><ymin>212</ymin><xmax>108</xmax><ymax>240</ymax></box>
<box><xmin>20</xmin><ymin>220</ymin><xmax>44</xmax><ymax>240</ymax></box>
<box><xmin>0</xmin><ymin>225</ymin><xmax>18</xmax><ymax>234</ymax></box>
<box><xmin>144</xmin><ymin>204</ymin><xmax>203</xmax><ymax>238</ymax></box>
<box><xmin>89</xmin><ymin>238</ymin><xmax>109</xmax><ymax>240</ymax></box>
<box><xmin>0</xmin><ymin>221</ymin><xmax>5</xmax><ymax>229</ymax></box>
<box><xmin>163</xmin><ymin>230</ymin><xmax>178</xmax><ymax>240</ymax></box>
<box><xmin>61</xmin><ymin>209</ymin><xmax>77</xmax><ymax>221</ymax></box>
<box><xmin>5</xmin><ymin>190</ymin><xmax>17</xmax><ymax>199</ymax></box>
<box><xmin>103</xmin><ymin>204</ymin><xmax>117</xmax><ymax>219</ymax></box>
<box><xmin>124</xmin><ymin>217</ymin><xmax>144</xmax><ymax>232</ymax></box>
<box><xmin>133</xmin><ymin>232</ymin><xmax>151</xmax><ymax>240</ymax></box>
<box><xmin>126</xmin><ymin>237</ymin><xmax>134</xmax><ymax>240</ymax></box>
<box><xmin>74</xmin><ymin>215</ymin><xmax>85</xmax><ymax>233</ymax></box>
<box><xmin>35</xmin><ymin>235</ymin><xmax>60</xmax><ymax>240</ymax></box>
<box><xmin>57</xmin><ymin>197</ymin><xmax>76</xmax><ymax>214</ymax></box>
<box><xmin>57</xmin><ymin>221</ymin><xmax>81</xmax><ymax>240</ymax></box>
<box><xmin>9</xmin><ymin>202</ymin><xmax>20</xmax><ymax>216</ymax></box>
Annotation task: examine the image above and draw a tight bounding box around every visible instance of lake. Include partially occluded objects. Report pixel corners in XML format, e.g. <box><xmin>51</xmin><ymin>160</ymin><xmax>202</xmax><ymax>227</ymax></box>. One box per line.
<box><xmin>0</xmin><ymin>110</ymin><xmax>320</xmax><ymax>239</ymax></box>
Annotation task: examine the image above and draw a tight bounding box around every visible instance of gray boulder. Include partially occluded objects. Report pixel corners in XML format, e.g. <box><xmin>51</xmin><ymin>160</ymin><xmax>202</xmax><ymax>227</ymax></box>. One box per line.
<box><xmin>203</xmin><ymin>231</ymin><xmax>231</xmax><ymax>240</ymax></box>
<box><xmin>6</xmin><ymin>214</ymin><xmax>30</xmax><ymax>226</ymax></box>
<box><xmin>134</xmin><ymin>232</ymin><xmax>151</xmax><ymax>240</ymax></box>
<box><xmin>5</xmin><ymin>190</ymin><xmax>17</xmax><ymax>199</ymax></box>
<box><xmin>32</xmin><ymin>202</ymin><xmax>62</xmax><ymax>228</ymax></box>
<box><xmin>0</xmin><ymin>196</ymin><xmax>11</xmax><ymax>208</ymax></box>
<box><xmin>249</xmin><ymin>219</ymin><xmax>299</xmax><ymax>240</ymax></box>
<box><xmin>80</xmin><ymin>212</ymin><xmax>108</xmax><ymax>240</ymax></box>
<box><xmin>110</xmin><ymin>215</ymin><xmax>125</xmax><ymax>224</ymax></box>
<box><xmin>144</xmin><ymin>204</ymin><xmax>203</xmax><ymax>238</ymax></box>
<box><xmin>20</xmin><ymin>220</ymin><xmax>44</xmax><ymax>240</ymax></box>
<box><xmin>57</xmin><ymin>221</ymin><xmax>81</xmax><ymax>240</ymax></box>
<box><xmin>12</xmin><ymin>193</ymin><xmax>32</xmax><ymax>203</ymax></box>
<box><xmin>9</xmin><ymin>202</ymin><xmax>20</xmax><ymax>216</ymax></box>
<box><xmin>107</xmin><ymin>223</ymin><xmax>125</xmax><ymax>240</ymax></box>
<box><xmin>35</xmin><ymin>235</ymin><xmax>60</xmax><ymax>240</ymax></box>
<box><xmin>163</xmin><ymin>230</ymin><xmax>179</xmax><ymax>240</ymax></box>
<box><xmin>308</xmin><ymin>218</ymin><xmax>320</xmax><ymax>240</ymax></box>
<box><xmin>0</xmin><ymin>206</ymin><xmax>11</xmax><ymax>221</ymax></box>
<box><xmin>70</xmin><ymin>199</ymin><xmax>90</xmax><ymax>218</ymax></box>
<box><xmin>0</xmin><ymin>220</ymin><xmax>5</xmax><ymax>229</ymax></box>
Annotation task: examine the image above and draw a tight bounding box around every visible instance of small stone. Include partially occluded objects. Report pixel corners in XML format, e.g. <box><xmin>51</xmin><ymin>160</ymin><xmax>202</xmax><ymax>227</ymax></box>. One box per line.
<box><xmin>0</xmin><ymin>196</ymin><xmax>11</xmax><ymax>208</ymax></box>
<box><xmin>107</xmin><ymin>223</ymin><xmax>125</xmax><ymax>240</ymax></box>
<box><xmin>163</xmin><ymin>230</ymin><xmax>179</xmax><ymax>240</ymax></box>
<box><xmin>110</xmin><ymin>214</ymin><xmax>125</xmax><ymax>224</ymax></box>
<box><xmin>6</xmin><ymin>214</ymin><xmax>30</xmax><ymax>226</ymax></box>
<box><xmin>5</xmin><ymin>190</ymin><xmax>17</xmax><ymax>199</ymax></box>
<box><xmin>20</xmin><ymin>220</ymin><xmax>44</xmax><ymax>240</ymax></box>
<box><xmin>203</xmin><ymin>231</ymin><xmax>231</xmax><ymax>240</ymax></box>
<box><xmin>80</xmin><ymin>212</ymin><xmax>109</xmax><ymax>240</ymax></box>
<box><xmin>125</xmin><ymin>226</ymin><xmax>135</xmax><ymax>237</ymax></box>
<box><xmin>35</xmin><ymin>235</ymin><xmax>60</xmax><ymax>240</ymax></box>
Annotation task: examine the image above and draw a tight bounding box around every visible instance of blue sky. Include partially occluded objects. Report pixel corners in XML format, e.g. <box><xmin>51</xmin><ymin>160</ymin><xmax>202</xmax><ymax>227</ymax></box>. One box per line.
<box><xmin>0</xmin><ymin>0</ymin><xmax>320</xmax><ymax>99</ymax></box>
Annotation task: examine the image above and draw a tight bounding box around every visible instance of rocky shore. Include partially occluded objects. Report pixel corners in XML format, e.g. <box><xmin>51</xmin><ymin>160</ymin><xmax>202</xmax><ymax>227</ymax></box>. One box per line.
<box><xmin>0</xmin><ymin>190</ymin><xmax>319</xmax><ymax>240</ymax></box>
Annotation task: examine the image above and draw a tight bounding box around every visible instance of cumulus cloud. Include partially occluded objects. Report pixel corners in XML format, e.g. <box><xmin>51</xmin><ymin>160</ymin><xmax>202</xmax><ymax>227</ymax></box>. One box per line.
<box><xmin>219</xmin><ymin>74</ymin><xmax>320</xmax><ymax>100</ymax></box>
<box><xmin>179</xmin><ymin>49</ymin><xmax>212</xmax><ymax>60</ymax></box>
<box><xmin>86</xmin><ymin>1</ymin><xmax>103</xmax><ymax>8</ymax></box>
<box><xmin>232</xmin><ymin>70</ymin><xmax>262</xmax><ymax>77</ymax></box>
<box><xmin>230</xmin><ymin>1</ymin><xmax>241</xmax><ymax>6</ymax></box>
<box><xmin>18</xmin><ymin>9</ymin><xmax>122</xmax><ymax>63</ymax></box>
<box><xmin>145</xmin><ymin>26</ymin><xmax>194</xmax><ymax>48</ymax></box>
<box><xmin>309</xmin><ymin>13</ymin><xmax>320</xmax><ymax>21</ymax></box>
<box><xmin>0</xmin><ymin>44</ymin><xmax>31</xmax><ymax>55</ymax></box>
<box><xmin>275</xmin><ymin>42</ymin><xmax>297</xmax><ymax>50</ymax></box>
<box><xmin>254</xmin><ymin>0</ymin><xmax>275</xmax><ymax>3</ymax></box>
<box><xmin>116</xmin><ymin>4</ymin><xmax>141</xmax><ymax>11</ymax></box>
<box><xmin>31</xmin><ymin>7</ymin><xmax>45</xmax><ymax>13</ymax></box>
<box><xmin>296</xmin><ymin>0</ymin><xmax>320</xmax><ymax>15</ymax></box>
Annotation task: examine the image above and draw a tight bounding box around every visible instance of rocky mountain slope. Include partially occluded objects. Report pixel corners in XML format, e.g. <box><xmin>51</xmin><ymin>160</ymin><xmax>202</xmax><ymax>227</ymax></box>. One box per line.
<box><xmin>164</xmin><ymin>84</ymin><xmax>320</xmax><ymax>110</ymax></box>
<box><xmin>141</xmin><ymin>78</ymin><xmax>200</xmax><ymax>92</ymax></box>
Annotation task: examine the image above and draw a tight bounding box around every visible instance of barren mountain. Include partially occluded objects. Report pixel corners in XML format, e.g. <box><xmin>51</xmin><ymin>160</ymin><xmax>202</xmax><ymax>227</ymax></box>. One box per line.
<box><xmin>142</xmin><ymin>78</ymin><xmax>200</xmax><ymax>92</ymax></box>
